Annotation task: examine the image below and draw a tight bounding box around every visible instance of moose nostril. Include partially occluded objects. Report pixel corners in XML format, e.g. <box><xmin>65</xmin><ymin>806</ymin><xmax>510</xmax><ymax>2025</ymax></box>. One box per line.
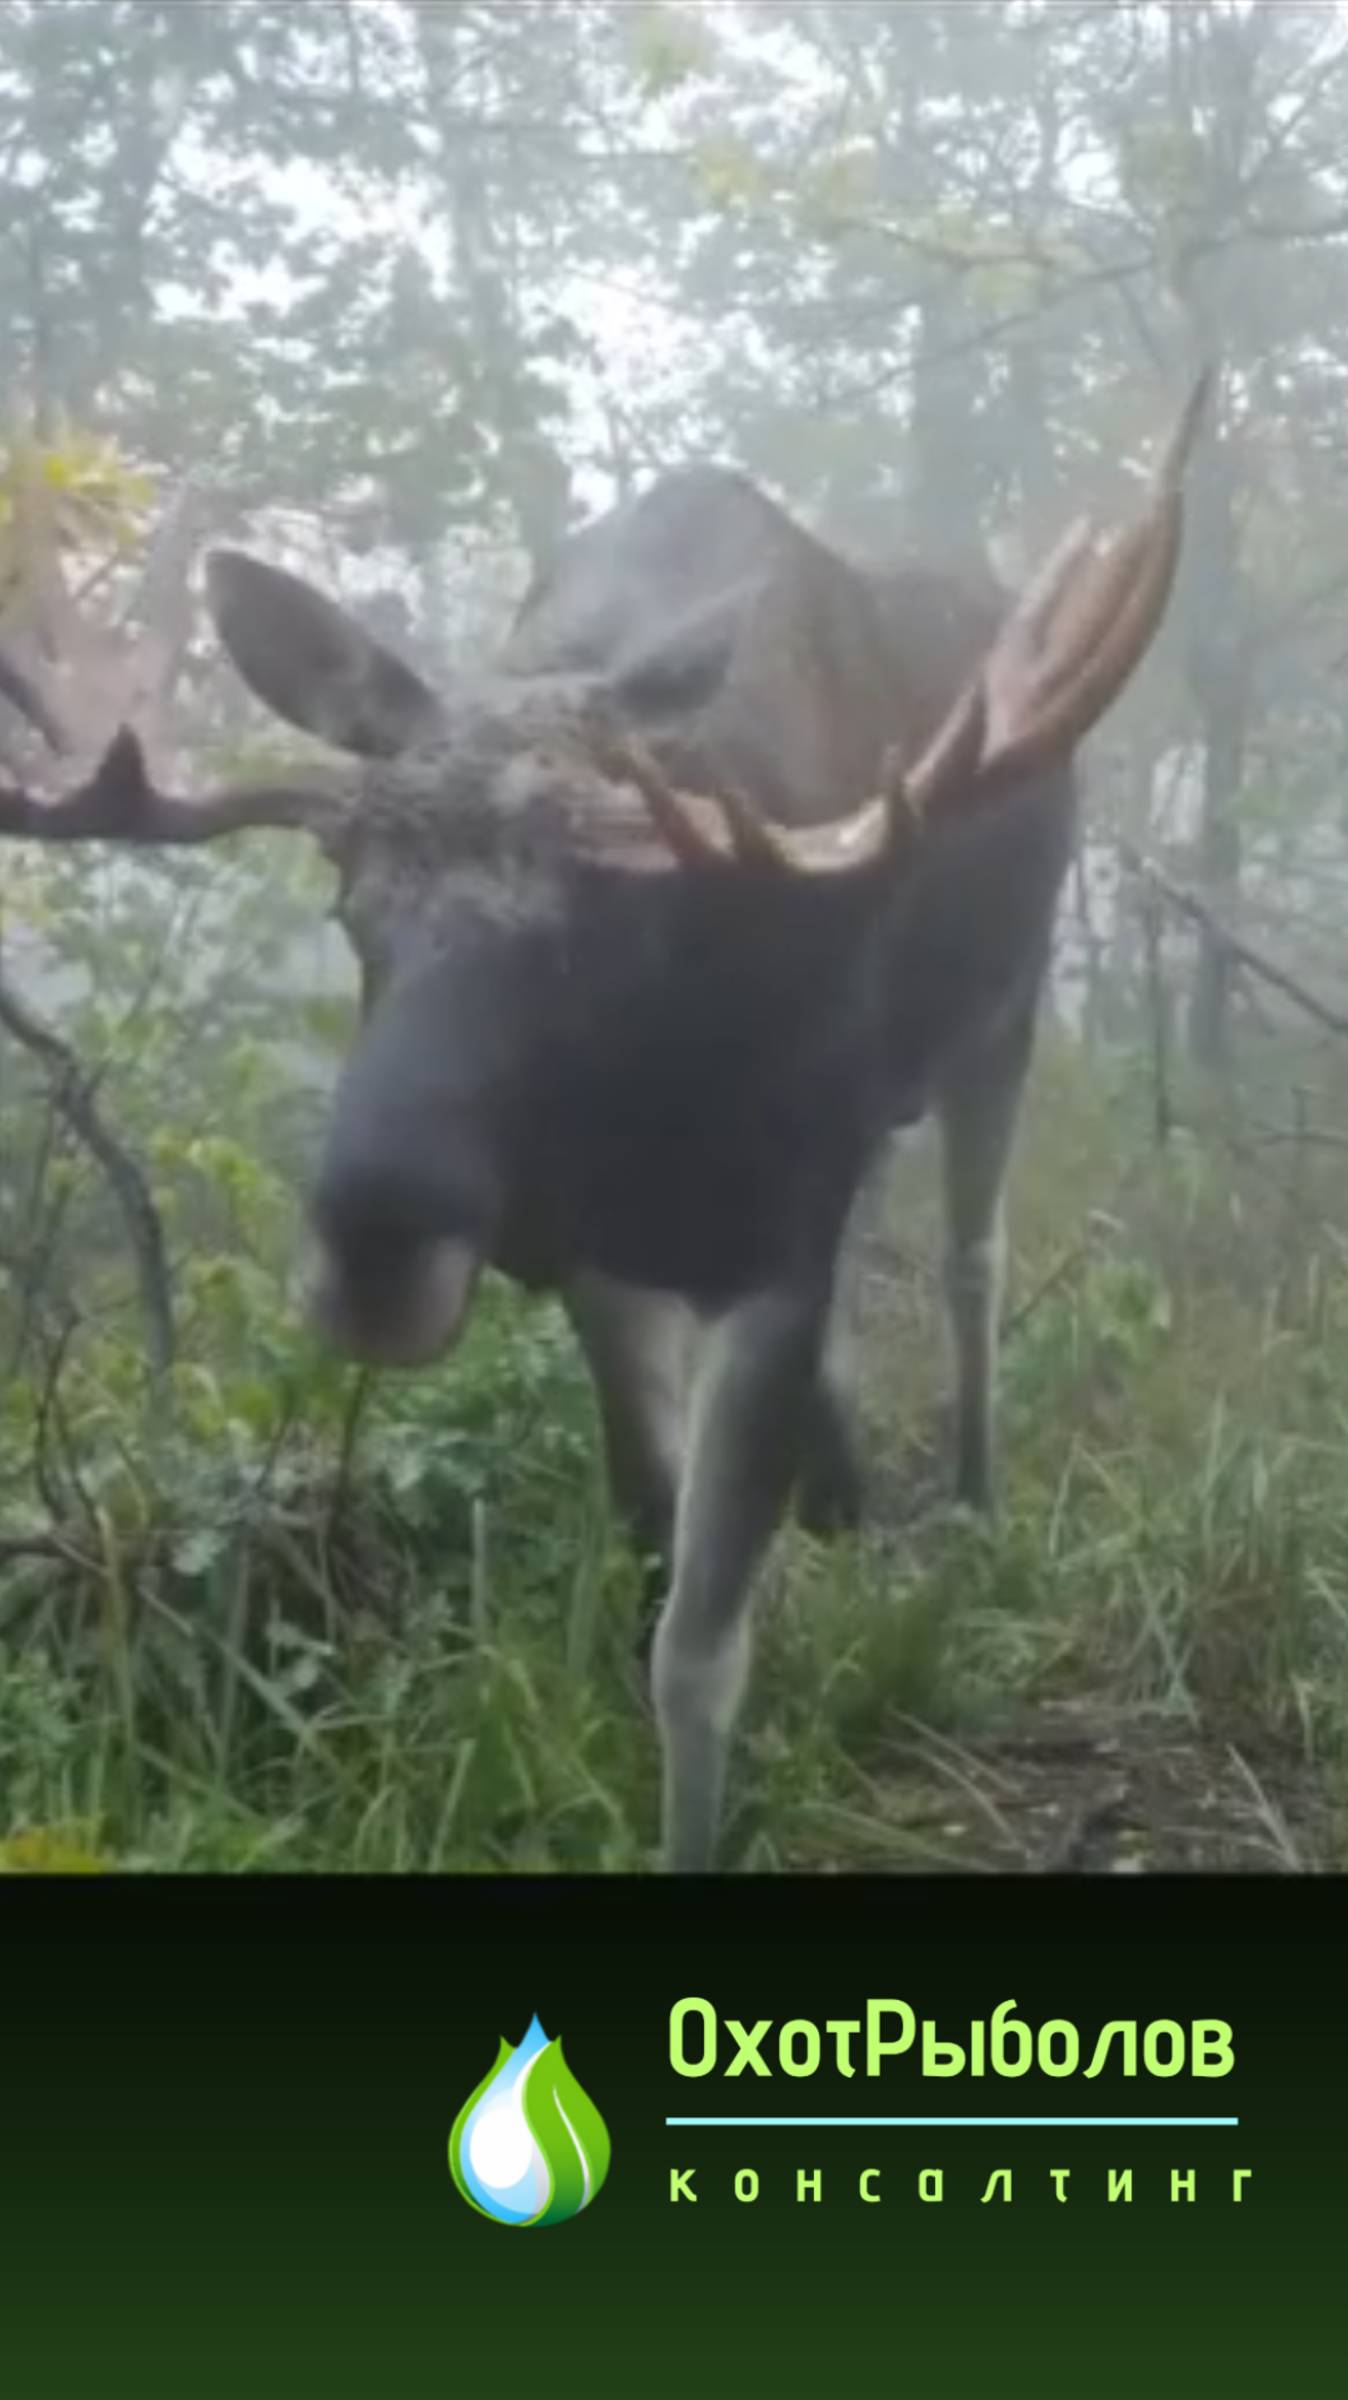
<box><xmin>307</xmin><ymin>1230</ymin><xmax>481</xmax><ymax>1368</ymax></box>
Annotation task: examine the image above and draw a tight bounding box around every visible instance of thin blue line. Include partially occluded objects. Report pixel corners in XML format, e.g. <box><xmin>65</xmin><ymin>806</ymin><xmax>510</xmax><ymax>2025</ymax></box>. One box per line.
<box><xmin>664</xmin><ymin>2116</ymin><xmax>1239</xmax><ymax>2129</ymax></box>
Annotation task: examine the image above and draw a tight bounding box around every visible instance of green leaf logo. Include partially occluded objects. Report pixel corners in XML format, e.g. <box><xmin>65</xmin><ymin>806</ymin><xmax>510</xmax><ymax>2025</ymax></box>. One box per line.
<box><xmin>449</xmin><ymin>2015</ymin><xmax>611</xmax><ymax>2227</ymax></box>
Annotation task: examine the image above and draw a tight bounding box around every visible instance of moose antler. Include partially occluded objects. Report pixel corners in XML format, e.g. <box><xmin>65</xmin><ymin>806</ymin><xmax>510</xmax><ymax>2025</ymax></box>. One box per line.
<box><xmin>607</xmin><ymin>369</ymin><xmax>1211</xmax><ymax>876</ymax></box>
<box><xmin>931</xmin><ymin>364</ymin><xmax>1211</xmax><ymax>802</ymax></box>
<box><xmin>586</xmin><ymin>729</ymin><xmax>808</xmax><ymax>871</ymax></box>
<box><xmin>0</xmin><ymin>723</ymin><xmax>346</xmax><ymax>848</ymax></box>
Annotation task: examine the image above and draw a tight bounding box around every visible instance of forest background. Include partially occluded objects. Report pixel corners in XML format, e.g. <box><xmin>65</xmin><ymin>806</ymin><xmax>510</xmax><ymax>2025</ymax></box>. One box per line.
<box><xmin>2</xmin><ymin>0</ymin><xmax>1346</xmax><ymax>1873</ymax></box>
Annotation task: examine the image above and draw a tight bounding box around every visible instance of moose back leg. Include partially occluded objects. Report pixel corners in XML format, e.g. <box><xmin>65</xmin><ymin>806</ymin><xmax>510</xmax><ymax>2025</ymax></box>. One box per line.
<box><xmin>652</xmin><ymin>1287</ymin><xmax>824</xmax><ymax>1871</ymax></box>
<box><xmin>795</xmin><ymin>1367</ymin><xmax>864</xmax><ymax>1535</ymax></box>
<box><xmin>793</xmin><ymin>1159</ymin><xmax>888</xmax><ymax>1535</ymax></box>
<box><xmin>937</xmin><ymin>1004</ymin><xmax>1037</xmax><ymax>1513</ymax></box>
<box><xmin>563</xmin><ymin>1270</ymin><xmax>693</xmax><ymax>1601</ymax></box>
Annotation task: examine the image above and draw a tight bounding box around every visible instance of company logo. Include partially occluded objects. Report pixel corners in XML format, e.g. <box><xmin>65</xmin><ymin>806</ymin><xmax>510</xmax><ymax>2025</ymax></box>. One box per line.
<box><xmin>449</xmin><ymin>2014</ymin><xmax>611</xmax><ymax>2227</ymax></box>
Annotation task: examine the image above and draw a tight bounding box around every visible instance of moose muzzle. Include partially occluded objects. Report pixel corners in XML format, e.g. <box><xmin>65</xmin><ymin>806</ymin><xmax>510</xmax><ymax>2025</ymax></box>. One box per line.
<box><xmin>307</xmin><ymin>1229</ymin><xmax>482</xmax><ymax>1367</ymax></box>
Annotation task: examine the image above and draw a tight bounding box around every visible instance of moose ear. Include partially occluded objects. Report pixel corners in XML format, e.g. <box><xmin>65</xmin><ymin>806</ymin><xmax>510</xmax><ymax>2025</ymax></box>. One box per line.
<box><xmin>607</xmin><ymin>589</ymin><xmax>743</xmax><ymax>721</ymax></box>
<box><xmin>204</xmin><ymin>550</ymin><xmax>444</xmax><ymax>758</ymax></box>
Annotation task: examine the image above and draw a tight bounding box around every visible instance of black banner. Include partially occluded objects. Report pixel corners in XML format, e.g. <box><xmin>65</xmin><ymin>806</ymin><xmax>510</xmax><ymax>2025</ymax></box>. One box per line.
<box><xmin>0</xmin><ymin>1874</ymin><xmax>1341</xmax><ymax>2395</ymax></box>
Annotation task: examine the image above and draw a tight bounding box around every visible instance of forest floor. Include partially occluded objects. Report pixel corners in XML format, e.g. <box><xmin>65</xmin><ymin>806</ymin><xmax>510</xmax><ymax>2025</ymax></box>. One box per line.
<box><xmin>813</xmin><ymin>1702</ymin><xmax>1336</xmax><ymax>1872</ymax></box>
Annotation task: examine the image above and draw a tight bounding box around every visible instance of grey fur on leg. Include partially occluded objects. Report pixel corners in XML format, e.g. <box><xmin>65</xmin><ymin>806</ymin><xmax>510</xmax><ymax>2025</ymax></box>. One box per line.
<box><xmin>563</xmin><ymin>1269</ymin><xmax>692</xmax><ymax>1578</ymax></box>
<box><xmin>651</xmin><ymin>1287</ymin><xmax>825</xmax><ymax>1871</ymax></box>
<box><xmin>943</xmin><ymin>1226</ymin><xmax>1004</xmax><ymax>1510</ymax></box>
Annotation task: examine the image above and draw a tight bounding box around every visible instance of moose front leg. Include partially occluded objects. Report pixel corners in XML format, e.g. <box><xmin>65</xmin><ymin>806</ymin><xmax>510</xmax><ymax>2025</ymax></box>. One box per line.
<box><xmin>651</xmin><ymin>1287</ymin><xmax>825</xmax><ymax>1871</ymax></box>
<box><xmin>563</xmin><ymin>1270</ymin><xmax>692</xmax><ymax>1603</ymax></box>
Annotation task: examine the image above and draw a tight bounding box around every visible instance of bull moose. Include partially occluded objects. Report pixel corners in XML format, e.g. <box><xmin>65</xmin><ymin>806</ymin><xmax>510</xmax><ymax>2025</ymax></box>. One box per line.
<box><xmin>0</xmin><ymin>376</ymin><xmax>1207</xmax><ymax>1869</ymax></box>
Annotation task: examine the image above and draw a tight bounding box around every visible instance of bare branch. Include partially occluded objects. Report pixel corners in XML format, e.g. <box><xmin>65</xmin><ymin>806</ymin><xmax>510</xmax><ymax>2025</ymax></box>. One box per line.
<box><xmin>1120</xmin><ymin>845</ymin><xmax>1348</xmax><ymax>1042</ymax></box>
<box><xmin>0</xmin><ymin>1531</ymin><xmax>95</xmax><ymax>1571</ymax></box>
<box><xmin>0</xmin><ymin>965</ymin><xmax>175</xmax><ymax>1375</ymax></box>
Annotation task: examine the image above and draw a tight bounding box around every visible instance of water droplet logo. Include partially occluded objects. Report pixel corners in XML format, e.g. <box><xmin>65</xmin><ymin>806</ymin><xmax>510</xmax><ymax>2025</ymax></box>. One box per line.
<box><xmin>449</xmin><ymin>2014</ymin><xmax>611</xmax><ymax>2228</ymax></box>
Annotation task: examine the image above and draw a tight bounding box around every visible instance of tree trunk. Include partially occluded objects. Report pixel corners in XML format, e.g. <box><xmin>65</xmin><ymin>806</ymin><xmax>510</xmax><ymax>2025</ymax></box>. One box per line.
<box><xmin>1187</xmin><ymin>646</ymin><xmax>1248</xmax><ymax>1068</ymax></box>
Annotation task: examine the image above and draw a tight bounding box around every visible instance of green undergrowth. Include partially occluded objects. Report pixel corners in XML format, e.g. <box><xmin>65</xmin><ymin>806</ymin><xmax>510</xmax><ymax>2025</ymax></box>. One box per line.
<box><xmin>3</xmin><ymin>1024</ymin><xmax>1348</xmax><ymax>1872</ymax></box>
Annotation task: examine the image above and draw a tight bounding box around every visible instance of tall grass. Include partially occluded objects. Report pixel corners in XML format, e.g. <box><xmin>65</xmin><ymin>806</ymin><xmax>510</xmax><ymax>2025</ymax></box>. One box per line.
<box><xmin>3</xmin><ymin>1031</ymin><xmax>1348</xmax><ymax>1871</ymax></box>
